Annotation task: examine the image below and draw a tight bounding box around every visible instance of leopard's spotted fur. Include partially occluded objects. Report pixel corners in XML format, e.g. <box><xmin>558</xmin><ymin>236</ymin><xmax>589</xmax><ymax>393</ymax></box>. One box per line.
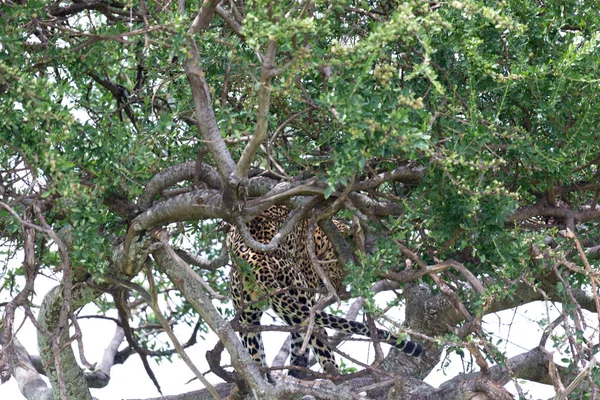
<box><xmin>228</xmin><ymin>206</ymin><xmax>422</xmax><ymax>378</ymax></box>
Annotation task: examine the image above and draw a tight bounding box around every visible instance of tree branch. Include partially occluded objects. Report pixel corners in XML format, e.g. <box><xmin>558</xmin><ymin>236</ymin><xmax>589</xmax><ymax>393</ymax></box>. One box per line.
<box><xmin>131</xmin><ymin>189</ymin><xmax>224</xmax><ymax>232</ymax></box>
<box><xmin>4</xmin><ymin>335</ymin><xmax>54</xmax><ymax>400</ymax></box>
<box><xmin>83</xmin><ymin>326</ymin><xmax>125</xmax><ymax>389</ymax></box>
<box><xmin>38</xmin><ymin>285</ymin><xmax>98</xmax><ymax>400</ymax></box>
<box><xmin>354</xmin><ymin>165</ymin><xmax>424</xmax><ymax>191</ymax></box>
<box><xmin>183</xmin><ymin>1</ymin><xmax>237</xmax><ymax>189</ymax></box>
<box><xmin>48</xmin><ymin>1</ymin><xmax>142</xmax><ymax>21</ymax></box>
<box><xmin>507</xmin><ymin>197</ymin><xmax>600</xmax><ymax>225</ymax></box>
<box><xmin>215</xmin><ymin>6</ymin><xmax>243</xmax><ymax>37</ymax></box>
<box><xmin>231</xmin><ymin>199</ymin><xmax>319</xmax><ymax>252</ymax></box>
<box><xmin>235</xmin><ymin>39</ymin><xmax>279</xmax><ymax>181</ymax></box>
<box><xmin>138</xmin><ymin>162</ymin><xmax>221</xmax><ymax>209</ymax></box>
<box><xmin>174</xmin><ymin>246</ymin><xmax>229</xmax><ymax>271</ymax></box>
<box><xmin>150</xmin><ymin>231</ymin><xmax>274</xmax><ymax>396</ymax></box>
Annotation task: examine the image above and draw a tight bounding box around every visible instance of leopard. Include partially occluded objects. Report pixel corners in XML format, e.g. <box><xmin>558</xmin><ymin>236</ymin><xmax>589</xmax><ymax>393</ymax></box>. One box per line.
<box><xmin>227</xmin><ymin>205</ymin><xmax>423</xmax><ymax>379</ymax></box>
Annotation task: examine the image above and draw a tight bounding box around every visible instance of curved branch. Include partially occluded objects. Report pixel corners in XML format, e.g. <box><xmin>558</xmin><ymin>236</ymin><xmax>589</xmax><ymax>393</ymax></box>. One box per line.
<box><xmin>507</xmin><ymin>198</ymin><xmax>600</xmax><ymax>225</ymax></box>
<box><xmin>138</xmin><ymin>162</ymin><xmax>221</xmax><ymax>209</ymax></box>
<box><xmin>348</xmin><ymin>192</ymin><xmax>404</xmax><ymax>216</ymax></box>
<box><xmin>131</xmin><ymin>189</ymin><xmax>224</xmax><ymax>232</ymax></box>
<box><xmin>231</xmin><ymin>198</ymin><xmax>319</xmax><ymax>252</ymax></box>
<box><xmin>550</xmin><ymin>181</ymin><xmax>600</xmax><ymax>196</ymax></box>
<box><xmin>384</xmin><ymin>259</ymin><xmax>485</xmax><ymax>294</ymax></box>
<box><xmin>318</xmin><ymin>218</ymin><xmax>353</xmax><ymax>267</ymax></box>
<box><xmin>354</xmin><ymin>165</ymin><xmax>424</xmax><ymax>191</ymax></box>
<box><xmin>175</xmin><ymin>246</ymin><xmax>229</xmax><ymax>271</ymax></box>
<box><xmin>415</xmin><ymin>271</ymin><xmax>599</xmax><ymax>345</ymax></box>
<box><xmin>48</xmin><ymin>1</ymin><xmax>142</xmax><ymax>21</ymax></box>
<box><xmin>38</xmin><ymin>285</ymin><xmax>98</xmax><ymax>400</ymax></box>
<box><xmin>83</xmin><ymin>326</ymin><xmax>125</xmax><ymax>389</ymax></box>
<box><xmin>438</xmin><ymin>346</ymin><xmax>557</xmax><ymax>392</ymax></box>
<box><xmin>1</xmin><ymin>206</ymin><xmax>38</xmax><ymax>385</ymax></box>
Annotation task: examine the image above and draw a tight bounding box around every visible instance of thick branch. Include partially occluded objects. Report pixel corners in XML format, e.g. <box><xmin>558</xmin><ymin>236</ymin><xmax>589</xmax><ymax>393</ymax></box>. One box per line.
<box><xmin>508</xmin><ymin>198</ymin><xmax>600</xmax><ymax>225</ymax></box>
<box><xmin>126</xmin><ymin>383</ymin><xmax>236</xmax><ymax>400</ymax></box>
<box><xmin>318</xmin><ymin>218</ymin><xmax>353</xmax><ymax>267</ymax></box>
<box><xmin>215</xmin><ymin>6</ymin><xmax>243</xmax><ymax>37</ymax></box>
<box><xmin>38</xmin><ymin>285</ymin><xmax>98</xmax><ymax>400</ymax></box>
<box><xmin>189</xmin><ymin>0</ymin><xmax>220</xmax><ymax>34</ymax></box>
<box><xmin>235</xmin><ymin>39</ymin><xmax>278</xmax><ymax>180</ymax></box>
<box><xmin>175</xmin><ymin>247</ymin><xmax>228</xmax><ymax>271</ymax></box>
<box><xmin>348</xmin><ymin>192</ymin><xmax>404</xmax><ymax>216</ymax></box>
<box><xmin>138</xmin><ymin>162</ymin><xmax>221</xmax><ymax>209</ymax></box>
<box><xmin>48</xmin><ymin>1</ymin><xmax>142</xmax><ymax>21</ymax></box>
<box><xmin>150</xmin><ymin>233</ymin><xmax>274</xmax><ymax>396</ymax></box>
<box><xmin>183</xmin><ymin>1</ymin><xmax>236</xmax><ymax>187</ymax></box>
<box><xmin>354</xmin><ymin>165</ymin><xmax>424</xmax><ymax>191</ymax></box>
<box><xmin>436</xmin><ymin>346</ymin><xmax>569</xmax><ymax>397</ymax></box>
<box><xmin>6</xmin><ymin>335</ymin><xmax>53</xmax><ymax>400</ymax></box>
<box><xmin>131</xmin><ymin>190</ymin><xmax>224</xmax><ymax>232</ymax></box>
<box><xmin>246</xmin><ymin>178</ymin><xmax>328</xmax><ymax>205</ymax></box>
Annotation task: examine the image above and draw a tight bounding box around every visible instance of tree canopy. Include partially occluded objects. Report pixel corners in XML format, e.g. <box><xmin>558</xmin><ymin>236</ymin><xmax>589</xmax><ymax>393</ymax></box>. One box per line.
<box><xmin>1</xmin><ymin>0</ymin><xmax>600</xmax><ymax>399</ymax></box>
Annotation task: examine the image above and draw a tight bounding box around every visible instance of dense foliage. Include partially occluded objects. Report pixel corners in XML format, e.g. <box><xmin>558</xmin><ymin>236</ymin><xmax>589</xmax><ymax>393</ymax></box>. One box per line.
<box><xmin>1</xmin><ymin>1</ymin><xmax>599</xmax><ymax>399</ymax></box>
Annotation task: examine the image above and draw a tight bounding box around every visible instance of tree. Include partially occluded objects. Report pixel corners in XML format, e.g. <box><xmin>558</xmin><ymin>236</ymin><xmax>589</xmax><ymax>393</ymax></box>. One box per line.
<box><xmin>1</xmin><ymin>0</ymin><xmax>599</xmax><ymax>399</ymax></box>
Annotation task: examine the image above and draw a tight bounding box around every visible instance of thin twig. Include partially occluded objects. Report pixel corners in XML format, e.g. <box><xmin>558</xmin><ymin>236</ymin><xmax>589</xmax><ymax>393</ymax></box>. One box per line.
<box><xmin>565</xmin><ymin>228</ymin><xmax>600</xmax><ymax>344</ymax></box>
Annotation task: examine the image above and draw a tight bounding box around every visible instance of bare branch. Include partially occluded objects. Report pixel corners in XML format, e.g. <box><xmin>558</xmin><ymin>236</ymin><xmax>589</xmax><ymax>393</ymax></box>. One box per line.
<box><xmin>216</xmin><ymin>6</ymin><xmax>243</xmax><ymax>37</ymax></box>
<box><xmin>48</xmin><ymin>1</ymin><xmax>142</xmax><ymax>20</ymax></box>
<box><xmin>354</xmin><ymin>165</ymin><xmax>424</xmax><ymax>191</ymax></box>
<box><xmin>183</xmin><ymin>1</ymin><xmax>237</xmax><ymax>187</ymax></box>
<box><xmin>557</xmin><ymin>357</ymin><xmax>597</xmax><ymax>400</ymax></box>
<box><xmin>235</xmin><ymin>39</ymin><xmax>279</xmax><ymax>180</ymax></box>
<box><xmin>231</xmin><ymin>199</ymin><xmax>319</xmax><ymax>252</ymax></box>
<box><xmin>37</xmin><ymin>284</ymin><xmax>99</xmax><ymax>400</ymax></box>
<box><xmin>1</xmin><ymin>206</ymin><xmax>38</xmax><ymax>384</ymax></box>
<box><xmin>565</xmin><ymin>228</ymin><xmax>600</xmax><ymax>342</ymax></box>
<box><xmin>83</xmin><ymin>326</ymin><xmax>125</xmax><ymax>388</ymax></box>
<box><xmin>144</xmin><ymin>265</ymin><xmax>222</xmax><ymax>399</ymax></box>
<box><xmin>150</xmin><ymin>230</ymin><xmax>274</xmax><ymax>396</ymax></box>
<box><xmin>132</xmin><ymin>189</ymin><xmax>224</xmax><ymax>232</ymax></box>
<box><xmin>189</xmin><ymin>0</ymin><xmax>220</xmax><ymax>34</ymax></box>
<box><xmin>508</xmin><ymin>197</ymin><xmax>600</xmax><ymax>225</ymax></box>
<box><xmin>175</xmin><ymin>246</ymin><xmax>229</xmax><ymax>271</ymax></box>
<box><xmin>138</xmin><ymin>162</ymin><xmax>221</xmax><ymax>209</ymax></box>
<box><xmin>6</xmin><ymin>336</ymin><xmax>54</xmax><ymax>400</ymax></box>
